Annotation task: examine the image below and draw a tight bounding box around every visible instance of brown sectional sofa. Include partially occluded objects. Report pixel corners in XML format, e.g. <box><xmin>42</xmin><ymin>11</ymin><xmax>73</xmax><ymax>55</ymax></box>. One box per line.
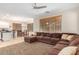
<box><xmin>24</xmin><ymin>32</ymin><xmax>79</xmax><ymax>55</ymax></box>
<box><xmin>36</xmin><ymin>32</ymin><xmax>77</xmax><ymax>45</ymax></box>
<box><xmin>36</xmin><ymin>32</ymin><xmax>79</xmax><ymax>55</ymax></box>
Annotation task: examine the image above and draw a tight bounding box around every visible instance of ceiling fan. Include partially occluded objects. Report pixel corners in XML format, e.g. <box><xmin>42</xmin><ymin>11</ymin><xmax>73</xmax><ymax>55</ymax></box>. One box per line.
<box><xmin>33</xmin><ymin>3</ymin><xmax>47</xmax><ymax>9</ymax></box>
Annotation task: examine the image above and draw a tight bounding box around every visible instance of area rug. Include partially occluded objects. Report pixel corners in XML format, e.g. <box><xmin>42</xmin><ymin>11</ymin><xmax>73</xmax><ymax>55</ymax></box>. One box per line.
<box><xmin>0</xmin><ymin>42</ymin><xmax>53</xmax><ymax>55</ymax></box>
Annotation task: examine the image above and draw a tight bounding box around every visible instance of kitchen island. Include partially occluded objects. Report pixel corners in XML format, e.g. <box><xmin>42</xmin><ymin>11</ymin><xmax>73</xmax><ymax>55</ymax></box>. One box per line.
<box><xmin>0</xmin><ymin>31</ymin><xmax>14</xmax><ymax>41</ymax></box>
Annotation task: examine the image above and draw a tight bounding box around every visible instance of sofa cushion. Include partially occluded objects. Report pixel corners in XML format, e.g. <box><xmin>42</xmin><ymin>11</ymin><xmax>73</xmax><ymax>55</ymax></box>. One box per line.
<box><xmin>48</xmin><ymin>33</ymin><xmax>62</xmax><ymax>38</ymax></box>
<box><xmin>36</xmin><ymin>36</ymin><xmax>51</xmax><ymax>42</ymax></box>
<box><xmin>57</xmin><ymin>40</ymin><xmax>70</xmax><ymax>45</ymax></box>
<box><xmin>58</xmin><ymin>46</ymin><xmax>78</xmax><ymax>55</ymax></box>
<box><xmin>36</xmin><ymin>36</ymin><xmax>44</xmax><ymax>40</ymax></box>
<box><xmin>53</xmin><ymin>44</ymin><xmax>68</xmax><ymax>50</ymax></box>
<box><xmin>41</xmin><ymin>37</ymin><xmax>51</xmax><ymax>40</ymax></box>
<box><xmin>36</xmin><ymin>32</ymin><xmax>44</xmax><ymax>36</ymax></box>
<box><xmin>42</xmin><ymin>33</ymin><xmax>49</xmax><ymax>36</ymax></box>
<box><xmin>50</xmin><ymin>38</ymin><xmax>60</xmax><ymax>45</ymax></box>
<box><xmin>69</xmin><ymin>38</ymin><xmax>79</xmax><ymax>46</ymax></box>
<box><xmin>51</xmin><ymin>38</ymin><xmax>60</xmax><ymax>41</ymax></box>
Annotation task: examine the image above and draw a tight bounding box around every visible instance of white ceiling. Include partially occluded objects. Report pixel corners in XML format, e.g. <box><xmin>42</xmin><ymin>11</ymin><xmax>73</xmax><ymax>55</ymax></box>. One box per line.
<box><xmin>0</xmin><ymin>14</ymin><xmax>34</xmax><ymax>24</ymax></box>
<box><xmin>0</xmin><ymin>3</ymin><xmax>79</xmax><ymax>18</ymax></box>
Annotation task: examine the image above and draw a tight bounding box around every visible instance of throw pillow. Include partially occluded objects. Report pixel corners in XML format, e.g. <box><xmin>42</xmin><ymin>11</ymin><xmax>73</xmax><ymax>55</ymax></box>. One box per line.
<box><xmin>58</xmin><ymin>46</ymin><xmax>78</xmax><ymax>55</ymax></box>
<box><xmin>66</xmin><ymin>35</ymin><xmax>74</xmax><ymax>41</ymax></box>
<box><xmin>61</xmin><ymin>34</ymin><xmax>69</xmax><ymax>39</ymax></box>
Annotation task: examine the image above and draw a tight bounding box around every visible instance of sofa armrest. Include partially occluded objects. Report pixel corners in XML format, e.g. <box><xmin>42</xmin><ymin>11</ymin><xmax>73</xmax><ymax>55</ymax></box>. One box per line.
<box><xmin>75</xmin><ymin>47</ymin><xmax>79</xmax><ymax>55</ymax></box>
<box><xmin>48</xmin><ymin>48</ymin><xmax>60</xmax><ymax>55</ymax></box>
<box><xmin>69</xmin><ymin>38</ymin><xmax>79</xmax><ymax>46</ymax></box>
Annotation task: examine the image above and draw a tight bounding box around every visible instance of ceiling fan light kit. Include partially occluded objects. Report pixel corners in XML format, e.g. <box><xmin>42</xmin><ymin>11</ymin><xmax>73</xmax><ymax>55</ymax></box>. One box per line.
<box><xmin>33</xmin><ymin>3</ymin><xmax>47</xmax><ymax>9</ymax></box>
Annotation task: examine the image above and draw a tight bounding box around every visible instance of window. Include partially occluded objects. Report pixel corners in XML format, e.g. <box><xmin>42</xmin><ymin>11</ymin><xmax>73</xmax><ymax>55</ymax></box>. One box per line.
<box><xmin>40</xmin><ymin>15</ymin><xmax>61</xmax><ymax>32</ymax></box>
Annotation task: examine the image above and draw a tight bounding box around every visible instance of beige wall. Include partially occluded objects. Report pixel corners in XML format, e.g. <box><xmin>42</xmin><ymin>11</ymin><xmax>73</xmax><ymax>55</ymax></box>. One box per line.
<box><xmin>33</xmin><ymin>7</ymin><xmax>79</xmax><ymax>34</ymax></box>
<box><xmin>76</xmin><ymin>9</ymin><xmax>79</xmax><ymax>34</ymax></box>
<box><xmin>62</xmin><ymin>10</ymin><xmax>78</xmax><ymax>33</ymax></box>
